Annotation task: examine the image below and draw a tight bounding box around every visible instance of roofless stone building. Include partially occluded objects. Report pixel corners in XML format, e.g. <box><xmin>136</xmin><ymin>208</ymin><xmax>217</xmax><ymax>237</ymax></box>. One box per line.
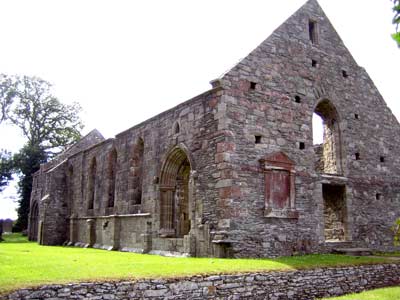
<box><xmin>28</xmin><ymin>0</ymin><xmax>400</xmax><ymax>257</ymax></box>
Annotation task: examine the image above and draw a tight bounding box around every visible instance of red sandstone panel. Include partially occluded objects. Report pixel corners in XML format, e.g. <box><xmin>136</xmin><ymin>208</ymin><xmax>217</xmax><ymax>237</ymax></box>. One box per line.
<box><xmin>266</xmin><ymin>170</ymin><xmax>290</xmax><ymax>210</ymax></box>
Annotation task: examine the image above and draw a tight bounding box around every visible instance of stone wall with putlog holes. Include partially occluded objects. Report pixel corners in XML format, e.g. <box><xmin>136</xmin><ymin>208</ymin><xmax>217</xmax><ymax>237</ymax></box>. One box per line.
<box><xmin>213</xmin><ymin>0</ymin><xmax>400</xmax><ymax>257</ymax></box>
<box><xmin>2</xmin><ymin>263</ymin><xmax>400</xmax><ymax>300</ymax></box>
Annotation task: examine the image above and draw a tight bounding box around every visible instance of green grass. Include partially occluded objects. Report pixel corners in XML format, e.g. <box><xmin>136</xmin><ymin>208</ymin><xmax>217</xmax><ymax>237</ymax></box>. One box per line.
<box><xmin>373</xmin><ymin>251</ymin><xmax>400</xmax><ymax>257</ymax></box>
<box><xmin>1</xmin><ymin>233</ymin><xmax>28</xmax><ymax>243</ymax></box>
<box><xmin>321</xmin><ymin>286</ymin><xmax>400</xmax><ymax>299</ymax></box>
<box><xmin>0</xmin><ymin>234</ymin><xmax>391</xmax><ymax>294</ymax></box>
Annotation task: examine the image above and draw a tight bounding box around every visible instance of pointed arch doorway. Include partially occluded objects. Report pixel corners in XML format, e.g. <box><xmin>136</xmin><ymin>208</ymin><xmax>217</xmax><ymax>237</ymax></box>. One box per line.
<box><xmin>29</xmin><ymin>201</ymin><xmax>39</xmax><ymax>241</ymax></box>
<box><xmin>159</xmin><ymin>146</ymin><xmax>193</xmax><ymax>238</ymax></box>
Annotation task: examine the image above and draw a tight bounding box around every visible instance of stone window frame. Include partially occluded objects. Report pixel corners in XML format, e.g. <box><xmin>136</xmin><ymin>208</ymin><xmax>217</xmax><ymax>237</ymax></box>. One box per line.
<box><xmin>308</xmin><ymin>19</ymin><xmax>319</xmax><ymax>45</ymax></box>
<box><xmin>173</xmin><ymin>121</ymin><xmax>181</xmax><ymax>135</ymax></box>
<box><xmin>130</xmin><ymin>138</ymin><xmax>145</xmax><ymax>209</ymax></box>
<box><xmin>67</xmin><ymin>164</ymin><xmax>74</xmax><ymax>214</ymax></box>
<box><xmin>259</xmin><ymin>152</ymin><xmax>299</xmax><ymax>219</ymax></box>
<box><xmin>107</xmin><ymin>148</ymin><xmax>118</xmax><ymax>208</ymax></box>
<box><xmin>313</xmin><ymin>99</ymin><xmax>345</xmax><ymax>175</ymax></box>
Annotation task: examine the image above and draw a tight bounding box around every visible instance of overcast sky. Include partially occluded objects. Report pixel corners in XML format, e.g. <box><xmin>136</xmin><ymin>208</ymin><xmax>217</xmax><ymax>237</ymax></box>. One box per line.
<box><xmin>0</xmin><ymin>0</ymin><xmax>399</xmax><ymax>219</ymax></box>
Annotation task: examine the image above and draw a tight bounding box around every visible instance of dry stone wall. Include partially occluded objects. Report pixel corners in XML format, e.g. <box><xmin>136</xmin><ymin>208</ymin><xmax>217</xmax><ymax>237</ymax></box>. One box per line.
<box><xmin>2</xmin><ymin>264</ymin><xmax>400</xmax><ymax>300</ymax></box>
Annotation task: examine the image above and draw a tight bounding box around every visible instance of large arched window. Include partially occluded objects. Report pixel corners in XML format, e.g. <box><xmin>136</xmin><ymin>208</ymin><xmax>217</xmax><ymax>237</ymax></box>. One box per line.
<box><xmin>107</xmin><ymin>149</ymin><xmax>118</xmax><ymax>208</ymax></box>
<box><xmin>88</xmin><ymin>158</ymin><xmax>97</xmax><ymax>210</ymax></box>
<box><xmin>313</xmin><ymin>99</ymin><xmax>343</xmax><ymax>175</ymax></box>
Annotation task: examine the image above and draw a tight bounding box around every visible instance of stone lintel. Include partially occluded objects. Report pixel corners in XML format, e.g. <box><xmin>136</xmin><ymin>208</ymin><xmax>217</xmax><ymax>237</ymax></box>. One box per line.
<box><xmin>264</xmin><ymin>209</ymin><xmax>299</xmax><ymax>219</ymax></box>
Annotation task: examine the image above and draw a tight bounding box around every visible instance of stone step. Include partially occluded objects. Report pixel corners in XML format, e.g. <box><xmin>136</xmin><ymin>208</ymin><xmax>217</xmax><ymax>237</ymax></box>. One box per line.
<box><xmin>332</xmin><ymin>247</ymin><xmax>373</xmax><ymax>256</ymax></box>
<box><xmin>326</xmin><ymin>241</ymin><xmax>354</xmax><ymax>248</ymax></box>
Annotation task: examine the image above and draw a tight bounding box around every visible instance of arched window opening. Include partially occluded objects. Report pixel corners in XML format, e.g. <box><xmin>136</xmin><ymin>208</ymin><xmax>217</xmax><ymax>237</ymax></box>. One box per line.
<box><xmin>107</xmin><ymin>149</ymin><xmax>117</xmax><ymax>208</ymax></box>
<box><xmin>88</xmin><ymin>158</ymin><xmax>97</xmax><ymax>210</ymax></box>
<box><xmin>173</xmin><ymin>122</ymin><xmax>180</xmax><ymax>134</ymax></box>
<box><xmin>133</xmin><ymin>138</ymin><xmax>144</xmax><ymax>205</ymax></box>
<box><xmin>313</xmin><ymin>100</ymin><xmax>343</xmax><ymax>175</ymax></box>
<box><xmin>68</xmin><ymin>165</ymin><xmax>74</xmax><ymax>214</ymax></box>
<box><xmin>308</xmin><ymin>20</ymin><xmax>318</xmax><ymax>44</ymax></box>
<box><xmin>159</xmin><ymin>147</ymin><xmax>192</xmax><ymax>238</ymax></box>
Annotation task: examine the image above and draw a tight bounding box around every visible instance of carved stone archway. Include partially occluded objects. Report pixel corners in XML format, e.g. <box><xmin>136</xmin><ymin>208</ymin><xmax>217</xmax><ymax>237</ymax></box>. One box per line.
<box><xmin>159</xmin><ymin>146</ymin><xmax>193</xmax><ymax>238</ymax></box>
<box><xmin>29</xmin><ymin>201</ymin><xmax>39</xmax><ymax>241</ymax></box>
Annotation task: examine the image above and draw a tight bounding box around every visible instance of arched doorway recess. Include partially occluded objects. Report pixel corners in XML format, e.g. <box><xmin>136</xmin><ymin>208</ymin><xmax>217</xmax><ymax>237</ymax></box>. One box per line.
<box><xmin>29</xmin><ymin>201</ymin><xmax>39</xmax><ymax>241</ymax></box>
<box><xmin>159</xmin><ymin>147</ymin><xmax>193</xmax><ymax>238</ymax></box>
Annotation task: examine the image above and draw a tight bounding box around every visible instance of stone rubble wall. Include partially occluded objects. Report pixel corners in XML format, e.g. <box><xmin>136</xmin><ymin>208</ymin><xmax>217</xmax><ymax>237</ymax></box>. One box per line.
<box><xmin>215</xmin><ymin>0</ymin><xmax>400</xmax><ymax>257</ymax></box>
<box><xmin>3</xmin><ymin>264</ymin><xmax>400</xmax><ymax>300</ymax></box>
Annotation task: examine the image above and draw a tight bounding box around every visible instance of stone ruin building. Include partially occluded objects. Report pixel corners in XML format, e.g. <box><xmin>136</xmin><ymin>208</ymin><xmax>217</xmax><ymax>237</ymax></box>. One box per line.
<box><xmin>0</xmin><ymin>219</ymin><xmax>13</xmax><ymax>233</ymax></box>
<box><xmin>28</xmin><ymin>0</ymin><xmax>400</xmax><ymax>258</ymax></box>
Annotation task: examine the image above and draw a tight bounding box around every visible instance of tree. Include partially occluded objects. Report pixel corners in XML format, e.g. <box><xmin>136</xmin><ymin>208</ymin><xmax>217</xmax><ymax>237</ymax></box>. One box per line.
<box><xmin>393</xmin><ymin>0</ymin><xmax>400</xmax><ymax>46</ymax></box>
<box><xmin>12</xmin><ymin>145</ymin><xmax>47</xmax><ymax>231</ymax></box>
<box><xmin>0</xmin><ymin>74</ymin><xmax>83</xmax><ymax>231</ymax></box>
<box><xmin>0</xmin><ymin>149</ymin><xmax>13</xmax><ymax>192</ymax></box>
<box><xmin>0</xmin><ymin>75</ymin><xmax>83</xmax><ymax>153</ymax></box>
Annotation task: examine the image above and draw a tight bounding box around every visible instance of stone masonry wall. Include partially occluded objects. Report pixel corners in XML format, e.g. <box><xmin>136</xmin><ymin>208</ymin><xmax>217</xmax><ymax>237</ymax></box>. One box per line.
<box><xmin>34</xmin><ymin>85</ymin><xmax>226</xmax><ymax>257</ymax></box>
<box><xmin>213</xmin><ymin>0</ymin><xmax>400</xmax><ymax>257</ymax></box>
<box><xmin>2</xmin><ymin>264</ymin><xmax>400</xmax><ymax>300</ymax></box>
<box><xmin>28</xmin><ymin>130</ymin><xmax>105</xmax><ymax>242</ymax></box>
<box><xmin>29</xmin><ymin>0</ymin><xmax>400</xmax><ymax>258</ymax></box>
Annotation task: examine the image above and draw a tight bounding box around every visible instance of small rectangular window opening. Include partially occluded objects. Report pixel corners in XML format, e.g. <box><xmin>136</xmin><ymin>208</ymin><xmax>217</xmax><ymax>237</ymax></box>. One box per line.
<box><xmin>342</xmin><ymin>70</ymin><xmax>349</xmax><ymax>78</ymax></box>
<box><xmin>380</xmin><ymin>156</ymin><xmax>385</xmax><ymax>163</ymax></box>
<box><xmin>354</xmin><ymin>114</ymin><xmax>359</xmax><ymax>119</ymax></box>
<box><xmin>312</xmin><ymin>59</ymin><xmax>317</xmax><ymax>67</ymax></box>
<box><xmin>309</xmin><ymin>20</ymin><xmax>318</xmax><ymax>44</ymax></box>
<box><xmin>376</xmin><ymin>193</ymin><xmax>382</xmax><ymax>200</ymax></box>
<box><xmin>250</xmin><ymin>82</ymin><xmax>257</xmax><ymax>90</ymax></box>
<box><xmin>295</xmin><ymin>95</ymin><xmax>301</xmax><ymax>103</ymax></box>
<box><xmin>255</xmin><ymin>135</ymin><xmax>262</xmax><ymax>144</ymax></box>
<box><xmin>355</xmin><ymin>152</ymin><xmax>360</xmax><ymax>160</ymax></box>
<box><xmin>299</xmin><ymin>142</ymin><xmax>305</xmax><ymax>150</ymax></box>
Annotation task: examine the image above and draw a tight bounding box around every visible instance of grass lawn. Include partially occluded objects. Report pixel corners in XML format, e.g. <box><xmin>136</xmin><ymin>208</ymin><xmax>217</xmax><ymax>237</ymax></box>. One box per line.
<box><xmin>373</xmin><ymin>251</ymin><xmax>400</xmax><ymax>257</ymax></box>
<box><xmin>0</xmin><ymin>234</ymin><xmax>391</xmax><ymax>294</ymax></box>
<box><xmin>321</xmin><ymin>286</ymin><xmax>400</xmax><ymax>299</ymax></box>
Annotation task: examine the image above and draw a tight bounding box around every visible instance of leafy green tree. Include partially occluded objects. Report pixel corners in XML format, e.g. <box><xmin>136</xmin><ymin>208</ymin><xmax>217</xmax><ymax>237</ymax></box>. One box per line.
<box><xmin>0</xmin><ymin>149</ymin><xmax>13</xmax><ymax>192</ymax></box>
<box><xmin>0</xmin><ymin>74</ymin><xmax>83</xmax><ymax>231</ymax></box>
<box><xmin>0</xmin><ymin>75</ymin><xmax>83</xmax><ymax>153</ymax></box>
<box><xmin>393</xmin><ymin>0</ymin><xmax>400</xmax><ymax>46</ymax></box>
<box><xmin>12</xmin><ymin>145</ymin><xmax>47</xmax><ymax>231</ymax></box>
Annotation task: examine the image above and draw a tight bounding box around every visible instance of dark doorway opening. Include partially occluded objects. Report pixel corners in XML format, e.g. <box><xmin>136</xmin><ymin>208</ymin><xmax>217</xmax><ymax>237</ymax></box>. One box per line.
<box><xmin>323</xmin><ymin>184</ymin><xmax>347</xmax><ymax>242</ymax></box>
